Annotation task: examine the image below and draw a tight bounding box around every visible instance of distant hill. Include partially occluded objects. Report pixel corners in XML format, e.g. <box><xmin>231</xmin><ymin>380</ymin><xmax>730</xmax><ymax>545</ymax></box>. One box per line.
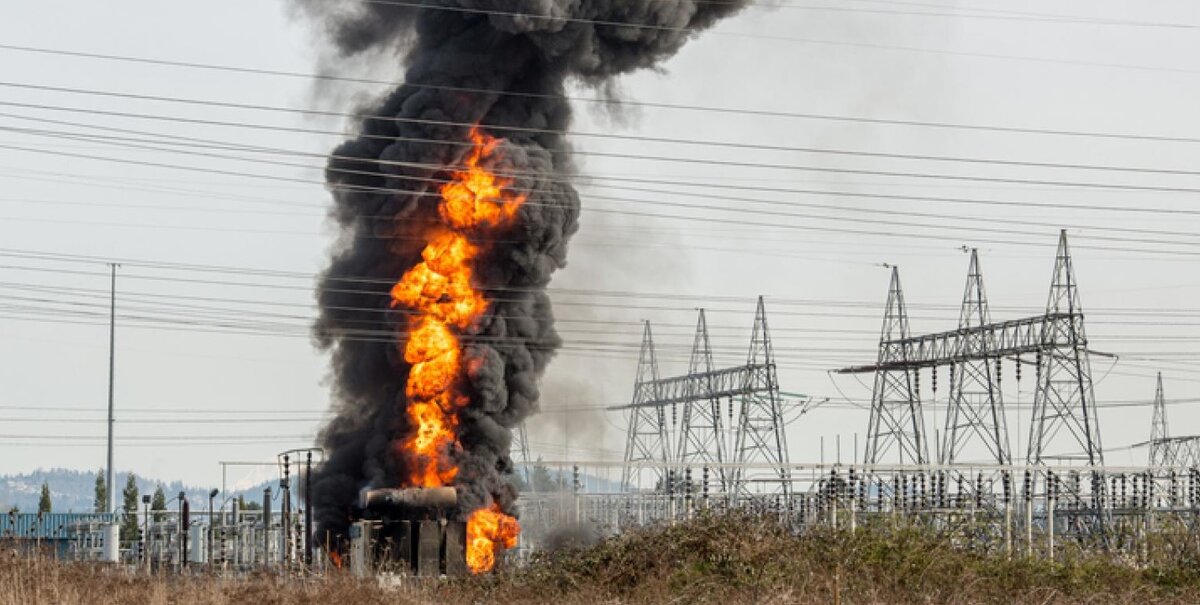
<box><xmin>0</xmin><ymin>468</ymin><xmax>277</xmax><ymax>514</ymax></box>
<box><xmin>1</xmin><ymin>465</ymin><xmax>622</xmax><ymax>514</ymax></box>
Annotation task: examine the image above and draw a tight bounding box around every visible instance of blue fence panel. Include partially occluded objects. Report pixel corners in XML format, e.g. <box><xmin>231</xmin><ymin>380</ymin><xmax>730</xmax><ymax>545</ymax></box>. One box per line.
<box><xmin>0</xmin><ymin>513</ymin><xmax>119</xmax><ymax>540</ymax></box>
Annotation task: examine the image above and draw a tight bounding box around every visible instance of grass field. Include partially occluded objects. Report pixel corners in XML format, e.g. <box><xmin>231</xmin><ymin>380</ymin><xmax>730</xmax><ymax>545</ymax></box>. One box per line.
<box><xmin>5</xmin><ymin>513</ymin><xmax>1200</xmax><ymax>604</ymax></box>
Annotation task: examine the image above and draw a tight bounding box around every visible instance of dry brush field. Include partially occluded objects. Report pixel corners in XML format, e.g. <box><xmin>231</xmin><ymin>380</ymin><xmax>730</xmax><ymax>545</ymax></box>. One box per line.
<box><xmin>6</xmin><ymin>514</ymin><xmax>1200</xmax><ymax>604</ymax></box>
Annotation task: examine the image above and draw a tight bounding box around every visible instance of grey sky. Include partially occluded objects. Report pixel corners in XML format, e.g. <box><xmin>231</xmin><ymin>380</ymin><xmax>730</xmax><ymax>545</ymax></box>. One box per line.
<box><xmin>0</xmin><ymin>0</ymin><xmax>1198</xmax><ymax>489</ymax></box>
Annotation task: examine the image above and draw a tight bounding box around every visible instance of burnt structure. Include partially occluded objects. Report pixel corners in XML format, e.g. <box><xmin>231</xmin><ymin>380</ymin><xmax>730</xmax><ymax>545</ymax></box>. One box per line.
<box><xmin>351</xmin><ymin>487</ymin><xmax>468</xmax><ymax>577</ymax></box>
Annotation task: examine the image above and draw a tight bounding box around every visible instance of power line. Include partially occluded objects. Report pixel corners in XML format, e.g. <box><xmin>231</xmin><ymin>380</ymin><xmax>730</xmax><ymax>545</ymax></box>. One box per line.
<box><xmin>11</xmin><ymin>249</ymin><xmax>1200</xmax><ymax>319</ymax></box>
<box><xmin>7</xmin><ymin>98</ymin><xmax>1200</xmax><ymax>178</ymax></box>
<box><xmin>8</xmin><ymin>107</ymin><xmax>1200</xmax><ymax>251</ymax></box>
<box><xmin>4</xmin><ymin>80</ymin><xmax>1199</xmax><ymax>146</ymax></box>
<box><xmin>0</xmin><ymin>417</ymin><xmax>326</xmax><ymax>424</ymax></box>
<box><xmin>4</xmin><ymin>290</ymin><xmax>1200</xmax><ymax>379</ymax></box>
<box><xmin>351</xmin><ymin>0</ymin><xmax>1200</xmax><ymax>34</ymax></box>
<box><xmin>12</xmin><ymin>135</ymin><xmax>1200</xmax><ymax>259</ymax></box>
<box><xmin>14</xmin><ymin>117</ymin><xmax>1200</xmax><ymax>200</ymax></box>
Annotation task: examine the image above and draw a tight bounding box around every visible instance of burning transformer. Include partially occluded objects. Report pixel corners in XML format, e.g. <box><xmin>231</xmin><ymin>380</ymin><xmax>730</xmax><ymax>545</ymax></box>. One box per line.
<box><xmin>349</xmin><ymin>487</ymin><xmax>471</xmax><ymax>577</ymax></box>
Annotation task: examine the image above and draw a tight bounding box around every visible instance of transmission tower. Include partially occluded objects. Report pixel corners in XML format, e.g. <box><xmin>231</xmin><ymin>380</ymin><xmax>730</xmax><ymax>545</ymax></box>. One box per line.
<box><xmin>621</xmin><ymin>322</ymin><xmax>669</xmax><ymax>491</ymax></box>
<box><xmin>942</xmin><ymin>249</ymin><xmax>1011</xmax><ymax>465</ymax></box>
<box><xmin>676</xmin><ymin>309</ymin><xmax>728</xmax><ymax>491</ymax></box>
<box><xmin>617</xmin><ymin>299</ymin><xmax>793</xmax><ymax>497</ymax></box>
<box><xmin>1149</xmin><ymin>372</ymin><xmax>1171</xmax><ymax>467</ymax></box>
<box><xmin>511</xmin><ymin>421</ymin><xmax>533</xmax><ymax>490</ymax></box>
<box><xmin>1145</xmin><ymin>373</ymin><xmax>1200</xmax><ymax>467</ymax></box>
<box><xmin>864</xmin><ymin>267</ymin><xmax>929</xmax><ymax>464</ymax></box>
<box><xmin>1027</xmin><ymin>230</ymin><xmax>1103</xmax><ymax>466</ymax></box>
<box><xmin>731</xmin><ymin>296</ymin><xmax>792</xmax><ymax>497</ymax></box>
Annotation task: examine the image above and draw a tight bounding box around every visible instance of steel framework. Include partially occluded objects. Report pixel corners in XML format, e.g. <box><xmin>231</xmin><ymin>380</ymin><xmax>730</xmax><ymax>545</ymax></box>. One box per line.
<box><xmin>843</xmin><ymin>231</ymin><xmax>1103</xmax><ymax>467</ymax></box>
<box><xmin>1145</xmin><ymin>373</ymin><xmax>1200</xmax><ymax>468</ymax></box>
<box><xmin>620</xmin><ymin>322</ymin><xmax>668</xmax><ymax>491</ymax></box>
<box><xmin>511</xmin><ymin>421</ymin><xmax>533</xmax><ymax>489</ymax></box>
<box><xmin>1150</xmin><ymin>373</ymin><xmax>1170</xmax><ymax>467</ymax></box>
<box><xmin>943</xmin><ymin>249</ymin><xmax>1010</xmax><ymax>465</ymax></box>
<box><xmin>1027</xmin><ymin>231</ymin><xmax>1103</xmax><ymax>466</ymax></box>
<box><xmin>861</xmin><ymin>267</ymin><xmax>928</xmax><ymax>465</ymax></box>
<box><xmin>676</xmin><ymin>310</ymin><xmax>728</xmax><ymax>491</ymax></box>
<box><xmin>617</xmin><ymin>297</ymin><xmax>792</xmax><ymax>497</ymax></box>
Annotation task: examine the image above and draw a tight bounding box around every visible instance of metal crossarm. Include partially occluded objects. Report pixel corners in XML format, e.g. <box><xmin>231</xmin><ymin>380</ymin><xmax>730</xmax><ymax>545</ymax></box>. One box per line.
<box><xmin>609</xmin><ymin>364</ymin><xmax>773</xmax><ymax>410</ymax></box>
<box><xmin>837</xmin><ymin>312</ymin><xmax>1080</xmax><ymax>374</ymax></box>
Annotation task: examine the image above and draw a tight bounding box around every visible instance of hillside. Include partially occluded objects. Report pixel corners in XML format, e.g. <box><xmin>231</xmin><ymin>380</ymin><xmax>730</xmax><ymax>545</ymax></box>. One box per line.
<box><xmin>0</xmin><ymin>469</ymin><xmax>273</xmax><ymax>514</ymax></box>
<box><xmin>1</xmin><ymin>465</ymin><xmax>615</xmax><ymax>514</ymax></box>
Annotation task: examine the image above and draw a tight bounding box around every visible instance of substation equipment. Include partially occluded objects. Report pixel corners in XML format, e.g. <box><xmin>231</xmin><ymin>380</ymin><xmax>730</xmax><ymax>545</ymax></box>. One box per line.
<box><xmin>11</xmin><ymin>231</ymin><xmax>1200</xmax><ymax>568</ymax></box>
<box><xmin>588</xmin><ymin>230</ymin><xmax>1200</xmax><ymax>558</ymax></box>
<box><xmin>349</xmin><ymin>487</ymin><xmax>469</xmax><ymax>577</ymax></box>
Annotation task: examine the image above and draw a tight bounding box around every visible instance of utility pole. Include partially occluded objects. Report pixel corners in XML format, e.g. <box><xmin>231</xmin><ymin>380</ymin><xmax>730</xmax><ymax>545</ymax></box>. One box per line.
<box><xmin>304</xmin><ymin>451</ymin><xmax>313</xmax><ymax>567</ymax></box>
<box><xmin>104</xmin><ymin>263</ymin><xmax>120</xmax><ymax>562</ymax></box>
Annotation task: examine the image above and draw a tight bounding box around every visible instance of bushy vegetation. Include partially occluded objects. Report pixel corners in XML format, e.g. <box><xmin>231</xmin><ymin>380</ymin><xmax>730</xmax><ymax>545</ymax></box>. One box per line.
<box><xmin>6</xmin><ymin>513</ymin><xmax>1200</xmax><ymax>604</ymax></box>
<box><xmin>463</xmin><ymin>512</ymin><xmax>1200</xmax><ymax>604</ymax></box>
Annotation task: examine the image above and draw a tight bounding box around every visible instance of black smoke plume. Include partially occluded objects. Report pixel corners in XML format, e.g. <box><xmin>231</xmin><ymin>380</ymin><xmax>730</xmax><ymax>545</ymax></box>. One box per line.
<box><xmin>297</xmin><ymin>0</ymin><xmax>749</xmax><ymax>542</ymax></box>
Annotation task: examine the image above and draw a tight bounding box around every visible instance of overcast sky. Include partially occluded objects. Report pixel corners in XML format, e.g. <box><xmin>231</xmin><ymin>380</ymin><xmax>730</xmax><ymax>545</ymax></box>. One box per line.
<box><xmin>1</xmin><ymin>0</ymin><xmax>1199</xmax><ymax>490</ymax></box>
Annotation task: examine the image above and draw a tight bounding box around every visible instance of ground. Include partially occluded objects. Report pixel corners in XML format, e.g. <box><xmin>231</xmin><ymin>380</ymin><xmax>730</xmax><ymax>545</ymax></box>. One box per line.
<box><xmin>5</xmin><ymin>514</ymin><xmax>1200</xmax><ymax>604</ymax></box>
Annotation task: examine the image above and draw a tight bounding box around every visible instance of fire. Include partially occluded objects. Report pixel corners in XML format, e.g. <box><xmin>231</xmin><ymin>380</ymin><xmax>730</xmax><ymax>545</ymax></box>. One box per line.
<box><xmin>389</xmin><ymin>126</ymin><xmax>523</xmax><ymax>572</ymax></box>
<box><xmin>466</xmin><ymin>504</ymin><xmax>521</xmax><ymax>574</ymax></box>
<box><xmin>439</xmin><ymin>128</ymin><xmax>526</xmax><ymax>230</ymax></box>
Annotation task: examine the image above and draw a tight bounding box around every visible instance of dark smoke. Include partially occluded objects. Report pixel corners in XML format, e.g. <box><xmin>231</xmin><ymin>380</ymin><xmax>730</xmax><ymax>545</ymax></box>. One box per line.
<box><xmin>542</xmin><ymin>521</ymin><xmax>603</xmax><ymax>552</ymax></box>
<box><xmin>297</xmin><ymin>0</ymin><xmax>749</xmax><ymax>542</ymax></box>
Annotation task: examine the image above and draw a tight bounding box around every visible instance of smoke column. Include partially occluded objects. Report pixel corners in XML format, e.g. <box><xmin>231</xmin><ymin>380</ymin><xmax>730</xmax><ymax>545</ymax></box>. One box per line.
<box><xmin>298</xmin><ymin>0</ymin><xmax>749</xmax><ymax>559</ymax></box>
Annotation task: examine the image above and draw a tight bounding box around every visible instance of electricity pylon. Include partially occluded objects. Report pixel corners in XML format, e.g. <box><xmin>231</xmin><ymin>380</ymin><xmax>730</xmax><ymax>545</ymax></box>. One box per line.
<box><xmin>864</xmin><ymin>267</ymin><xmax>928</xmax><ymax>464</ymax></box>
<box><xmin>942</xmin><ymin>249</ymin><xmax>1010</xmax><ymax>465</ymax></box>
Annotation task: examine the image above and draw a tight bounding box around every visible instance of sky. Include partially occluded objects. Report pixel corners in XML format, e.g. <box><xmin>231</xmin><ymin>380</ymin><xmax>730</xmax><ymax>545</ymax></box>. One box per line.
<box><xmin>0</xmin><ymin>0</ymin><xmax>1199</xmax><ymax>489</ymax></box>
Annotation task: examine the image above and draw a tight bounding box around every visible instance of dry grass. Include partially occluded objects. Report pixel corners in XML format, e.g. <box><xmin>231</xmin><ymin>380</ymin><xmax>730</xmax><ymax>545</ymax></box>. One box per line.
<box><xmin>5</xmin><ymin>514</ymin><xmax>1200</xmax><ymax>604</ymax></box>
<box><xmin>0</xmin><ymin>554</ymin><xmax>419</xmax><ymax>605</ymax></box>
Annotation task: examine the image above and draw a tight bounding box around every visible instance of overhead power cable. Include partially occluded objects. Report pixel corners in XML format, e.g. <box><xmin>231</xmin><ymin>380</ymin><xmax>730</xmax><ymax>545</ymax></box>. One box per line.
<box><xmin>1</xmin><ymin>40</ymin><xmax>1199</xmax><ymax>136</ymax></box>
<box><xmin>5</xmin><ymin>101</ymin><xmax>1199</xmax><ymax>179</ymax></box>
<box><xmin>344</xmin><ymin>0</ymin><xmax>1200</xmax><ymax>34</ymax></box>
<box><xmin>9</xmin><ymin>112</ymin><xmax>1200</xmax><ymax>248</ymax></box>
<box><xmin>4</xmin><ymin>80</ymin><xmax>1200</xmax><ymax>145</ymax></box>
<box><xmin>11</xmin><ymin>128</ymin><xmax>1200</xmax><ymax>258</ymax></box>
<box><xmin>13</xmin><ymin>249</ymin><xmax>1200</xmax><ymax>319</ymax></box>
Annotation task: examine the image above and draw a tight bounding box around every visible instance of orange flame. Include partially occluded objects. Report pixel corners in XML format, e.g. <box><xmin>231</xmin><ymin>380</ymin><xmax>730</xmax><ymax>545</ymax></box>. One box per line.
<box><xmin>439</xmin><ymin>128</ymin><xmax>526</xmax><ymax>230</ymax></box>
<box><xmin>389</xmin><ymin>127</ymin><xmax>523</xmax><ymax>571</ymax></box>
<box><xmin>466</xmin><ymin>503</ymin><xmax>521</xmax><ymax>574</ymax></box>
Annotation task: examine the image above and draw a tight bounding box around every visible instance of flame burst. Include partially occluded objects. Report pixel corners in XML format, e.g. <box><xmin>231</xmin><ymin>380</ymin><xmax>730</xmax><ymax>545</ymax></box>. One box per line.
<box><xmin>466</xmin><ymin>504</ymin><xmax>521</xmax><ymax>573</ymax></box>
<box><xmin>389</xmin><ymin>127</ymin><xmax>523</xmax><ymax>573</ymax></box>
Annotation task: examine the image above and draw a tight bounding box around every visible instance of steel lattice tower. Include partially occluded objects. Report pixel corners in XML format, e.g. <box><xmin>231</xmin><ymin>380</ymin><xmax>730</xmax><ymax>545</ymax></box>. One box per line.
<box><xmin>1027</xmin><ymin>230</ymin><xmax>1103</xmax><ymax>466</ymax></box>
<box><xmin>621</xmin><ymin>322</ymin><xmax>669</xmax><ymax>491</ymax></box>
<box><xmin>864</xmin><ymin>267</ymin><xmax>928</xmax><ymax>464</ymax></box>
<box><xmin>1145</xmin><ymin>373</ymin><xmax>1200</xmax><ymax>467</ymax></box>
<box><xmin>1149</xmin><ymin>372</ymin><xmax>1170</xmax><ymax>467</ymax></box>
<box><xmin>731</xmin><ymin>297</ymin><xmax>792</xmax><ymax>497</ymax></box>
<box><xmin>942</xmin><ymin>249</ymin><xmax>1011</xmax><ymax>465</ymax></box>
<box><xmin>511</xmin><ymin>421</ymin><xmax>533</xmax><ymax>490</ymax></box>
<box><xmin>677</xmin><ymin>309</ymin><xmax>728</xmax><ymax>491</ymax></box>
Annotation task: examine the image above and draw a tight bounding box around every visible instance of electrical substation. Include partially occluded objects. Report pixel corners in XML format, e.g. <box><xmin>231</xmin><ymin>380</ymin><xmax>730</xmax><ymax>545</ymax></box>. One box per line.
<box><xmin>4</xmin><ymin>231</ymin><xmax>1200</xmax><ymax>572</ymax></box>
